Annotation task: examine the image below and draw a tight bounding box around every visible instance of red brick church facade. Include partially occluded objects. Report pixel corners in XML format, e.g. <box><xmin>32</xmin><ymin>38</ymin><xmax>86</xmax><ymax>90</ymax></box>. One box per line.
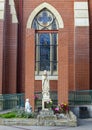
<box><xmin>0</xmin><ymin>0</ymin><xmax>92</xmax><ymax>110</ymax></box>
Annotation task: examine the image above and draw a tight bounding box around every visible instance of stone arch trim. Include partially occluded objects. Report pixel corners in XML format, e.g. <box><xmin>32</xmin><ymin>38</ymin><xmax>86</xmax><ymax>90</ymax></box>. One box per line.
<box><xmin>27</xmin><ymin>2</ymin><xmax>64</xmax><ymax>29</ymax></box>
<box><xmin>9</xmin><ymin>0</ymin><xmax>18</xmax><ymax>23</ymax></box>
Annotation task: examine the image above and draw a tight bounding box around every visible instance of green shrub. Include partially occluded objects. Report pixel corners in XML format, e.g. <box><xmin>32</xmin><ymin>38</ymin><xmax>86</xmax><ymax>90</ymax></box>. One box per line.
<box><xmin>16</xmin><ymin>109</ymin><xmax>36</xmax><ymax>118</ymax></box>
<box><xmin>0</xmin><ymin>112</ymin><xmax>16</xmax><ymax>118</ymax></box>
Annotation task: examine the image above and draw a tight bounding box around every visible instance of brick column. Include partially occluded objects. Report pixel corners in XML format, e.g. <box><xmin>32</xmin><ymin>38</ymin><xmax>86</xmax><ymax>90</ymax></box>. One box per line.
<box><xmin>25</xmin><ymin>29</ymin><xmax>35</xmax><ymax>111</ymax></box>
<box><xmin>0</xmin><ymin>0</ymin><xmax>5</xmax><ymax>94</ymax></box>
<box><xmin>0</xmin><ymin>21</ymin><xmax>4</xmax><ymax>94</ymax></box>
<box><xmin>58</xmin><ymin>29</ymin><xmax>69</xmax><ymax>104</ymax></box>
<box><xmin>74</xmin><ymin>1</ymin><xmax>90</xmax><ymax>90</ymax></box>
<box><xmin>89</xmin><ymin>0</ymin><xmax>92</xmax><ymax>89</ymax></box>
<box><xmin>2</xmin><ymin>0</ymin><xmax>18</xmax><ymax>94</ymax></box>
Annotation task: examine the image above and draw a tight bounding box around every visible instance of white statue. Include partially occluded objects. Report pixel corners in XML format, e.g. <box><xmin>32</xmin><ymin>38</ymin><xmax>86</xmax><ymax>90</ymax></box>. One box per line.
<box><xmin>25</xmin><ymin>98</ymin><xmax>32</xmax><ymax>113</ymax></box>
<box><xmin>42</xmin><ymin>70</ymin><xmax>50</xmax><ymax>99</ymax></box>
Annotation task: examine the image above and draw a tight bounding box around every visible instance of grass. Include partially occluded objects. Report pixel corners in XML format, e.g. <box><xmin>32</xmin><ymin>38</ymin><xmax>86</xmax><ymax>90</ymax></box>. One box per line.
<box><xmin>0</xmin><ymin>109</ymin><xmax>36</xmax><ymax>118</ymax></box>
<box><xmin>0</xmin><ymin>112</ymin><xmax>16</xmax><ymax>118</ymax></box>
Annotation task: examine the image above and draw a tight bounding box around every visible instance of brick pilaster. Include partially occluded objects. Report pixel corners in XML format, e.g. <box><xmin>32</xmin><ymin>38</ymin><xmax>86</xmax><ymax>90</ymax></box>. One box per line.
<box><xmin>58</xmin><ymin>29</ymin><xmax>69</xmax><ymax>104</ymax></box>
<box><xmin>25</xmin><ymin>29</ymin><xmax>35</xmax><ymax>111</ymax></box>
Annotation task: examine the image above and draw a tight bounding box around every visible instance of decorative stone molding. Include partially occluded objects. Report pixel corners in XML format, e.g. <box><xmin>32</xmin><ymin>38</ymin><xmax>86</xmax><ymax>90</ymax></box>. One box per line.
<box><xmin>9</xmin><ymin>0</ymin><xmax>18</xmax><ymax>23</ymax></box>
<box><xmin>35</xmin><ymin>76</ymin><xmax>58</xmax><ymax>80</ymax></box>
<box><xmin>74</xmin><ymin>2</ymin><xmax>89</xmax><ymax>26</ymax></box>
<box><xmin>0</xmin><ymin>0</ymin><xmax>5</xmax><ymax>20</ymax></box>
<box><xmin>27</xmin><ymin>2</ymin><xmax>64</xmax><ymax>29</ymax></box>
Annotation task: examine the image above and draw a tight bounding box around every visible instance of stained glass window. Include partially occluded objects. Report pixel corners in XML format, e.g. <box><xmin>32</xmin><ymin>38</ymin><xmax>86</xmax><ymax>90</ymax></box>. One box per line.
<box><xmin>32</xmin><ymin>8</ymin><xmax>59</xmax><ymax>30</ymax></box>
<box><xmin>40</xmin><ymin>33</ymin><xmax>50</xmax><ymax>71</ymax></box>
<box><xmin>32</xmin><ymin>8</ymin><xmax>58</xmax><ymax>75</ymax></box>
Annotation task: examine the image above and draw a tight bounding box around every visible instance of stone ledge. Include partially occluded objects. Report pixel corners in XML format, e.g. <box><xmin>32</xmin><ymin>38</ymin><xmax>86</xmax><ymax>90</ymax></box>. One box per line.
<box><xmin>0</xmin><ymin>111</ymin><xmax>77</xmax><ymax>127</ymax></box>
<box><xmin>0</xmin><ymin>117</ymin><xmax>77</xmax><ymax>126</ymax></box>
<box><xmin>0</xmin><ymin>118</ymin><xmax>37</xmax><ymax>126</ymax></box>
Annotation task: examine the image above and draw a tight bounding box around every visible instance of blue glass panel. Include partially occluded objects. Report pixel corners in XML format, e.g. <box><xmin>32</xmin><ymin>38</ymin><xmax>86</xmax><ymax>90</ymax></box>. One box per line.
<box><xmin>52</xmin><ymin>20</ymin><xmax>57</xmax><ymax>29</ymax></box>
<box><xmin>52</xmin><ymin>33</ymin><xmax>57</xmax><ymax>71</ymax></box>
<box><xmin>32</xmin><ymin>18</ymin><xmax>37</xmax><ymax>29</ymax></box>
<box><xmin>39</xmin><ymin>33</ymin><xmax>50</xmax><ymax>71</ymax></box>
<box><xmin>37</xmin><ymin>10</ymin><xmax>53</xmax><ymax>26</ymax></box>
<box><xmin>52</xmin><ymin>33</ymin><xmax>57</xmax><ymax>61</ymax></box>
<box><xmin>52</xmin><ymin>33</ymin><xmax>57</xmax><ymax>45</ymax></box>
<box><xmin>32</xmin><ymin>9</ymin><xmax>58</xmax><ymax>30</ymax></box>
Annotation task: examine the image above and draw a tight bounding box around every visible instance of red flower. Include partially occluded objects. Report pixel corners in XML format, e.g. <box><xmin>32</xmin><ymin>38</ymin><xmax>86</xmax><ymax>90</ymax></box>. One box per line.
<box><xmin>54</xmin><ymin>103</ymin><xmax>69</xmax><ymax>114</ymax></box>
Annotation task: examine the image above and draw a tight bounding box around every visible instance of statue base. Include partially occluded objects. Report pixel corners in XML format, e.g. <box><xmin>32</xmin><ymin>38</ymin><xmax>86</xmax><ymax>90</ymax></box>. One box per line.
<box><xmin>42</xmin><ymin>98</ymin><xmax>51</xmax><ymax>110</ymax></box>
<box><xmin>37</xmin><ymin>109</ymin><xmax>57</xmax><ymax>126</ymax></box>
<box><xmin>37</xmin><ymin>110</ymin><xmax>77</xmax><ymax>126</ymax></box>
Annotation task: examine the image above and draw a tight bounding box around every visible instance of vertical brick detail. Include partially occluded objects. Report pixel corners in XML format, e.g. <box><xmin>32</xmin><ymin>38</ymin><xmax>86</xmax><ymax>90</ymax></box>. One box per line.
<box><xmin>75</xmin><ymin>27</ymin><xmax>89</xmax><ymax>90</ymax></box>
<box><xmin>17</xmin><ymin>0</ymin><xmax>24</xmax><ymax>93</ymax></box>
<box><xmin>58</xmin><ymin>29</ymin><xmax>68</xmax><ymax>104</ymax></box>
<box><xmin>89</xmin><ymin>0</ymin><xmax>92</xmax><ymax>89</ymax></box>
<box><xmin>2</xmin><ymin>0</ymin><xmax>17</xmax><ymax>94</ymax></box>
<box><xmin>0</xmin><ymin>21</ymin><xmax>4</xmax><ymax>94</ymax></box>
<box><xmin>4</xmin><ymin>24</ymin><xmax>17</xmax><ymax>94</ymax></box>
<box><xmin>25</xmin><ymin>29</ymin><xmax>35</xmax><ymax>111</ymax></box>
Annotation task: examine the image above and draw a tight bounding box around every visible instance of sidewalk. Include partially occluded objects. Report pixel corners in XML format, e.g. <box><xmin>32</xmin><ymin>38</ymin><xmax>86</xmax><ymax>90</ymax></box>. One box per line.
<box><xmin>0</xmin><ymin>118</ymin><xmax>92</xmax><ymax>130</ymax></box>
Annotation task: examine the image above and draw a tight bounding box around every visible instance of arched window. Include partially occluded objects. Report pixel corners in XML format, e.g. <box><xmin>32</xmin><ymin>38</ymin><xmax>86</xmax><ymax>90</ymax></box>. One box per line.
<box><xmin>32</xmin><ymin>8</ymin><xmax>58</xmax><ymax>76</ymax></box>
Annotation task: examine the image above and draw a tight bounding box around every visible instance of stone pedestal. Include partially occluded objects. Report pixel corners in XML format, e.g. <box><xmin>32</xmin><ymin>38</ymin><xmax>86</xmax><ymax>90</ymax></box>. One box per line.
<box><xmin>42</xmin><ymin>98</ymin><xmax>51</xmax><ymax>110</ymax></box>
<box><xmin>37</xmin><ymin>109</ymin><xmax>57</xmax><ymax>126</ymax></box>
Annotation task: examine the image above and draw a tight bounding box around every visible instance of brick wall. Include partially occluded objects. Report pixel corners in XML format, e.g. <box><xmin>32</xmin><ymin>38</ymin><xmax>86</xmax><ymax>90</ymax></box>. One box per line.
<box><xmin>23</xmin><ymin>0</ymin><xmax>75</xmax><ymax>105</ymax></box>
<box><xmin>35</xmin><ymin>80</ymin><xmax>57</xmax><ymax>92</ymax></box>
<box><xmin>13</xmin><ymin>0</ymin><xmax>91</xmax><ymax>108</ymax></box>
<box><xmin>0</xmin><ymin>0</ymin><xmax>91</xmax><ymax>111</ymax></box>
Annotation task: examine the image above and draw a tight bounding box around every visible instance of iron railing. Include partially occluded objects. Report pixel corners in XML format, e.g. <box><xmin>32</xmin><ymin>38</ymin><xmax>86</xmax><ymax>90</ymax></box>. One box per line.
<box><xmin>0</xmin><ymin>93</ymin><xmax>25</xmax><ymax>110</ymax></box>
<box><xmin>0</xmin><ymin>92</ymin><xmax>57</xmax><ymax>111</ymax></box>
<box><xmin>1</xmin><ymin>90</ymin><xmax>92</xmax><ymax>111</ymax></box>
<box><xmin>69</xmin><ymin>90</ymin><xmax>92</xmax><ymax>105</ymax></box>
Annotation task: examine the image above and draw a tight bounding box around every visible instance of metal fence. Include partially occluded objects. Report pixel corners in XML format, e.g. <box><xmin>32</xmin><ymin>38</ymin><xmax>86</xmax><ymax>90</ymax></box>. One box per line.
<box><xmin>69</xmin><ymin>90</ymin><xmax>92</xmax><ymax>105</ymax></box>
<box><xmin>0</xmin><ymin>93</ymin><xmax>25</xmax><ymax>111</ymax></box>
<box><xmin>1</xmin><ymin>90</ymin><xmax>92</xmax><ymax>111</ymax></box>
<box><xmin>0</xmin><ymin>92</ymin><xmax>57</xmax><ymax>111</ymax></box>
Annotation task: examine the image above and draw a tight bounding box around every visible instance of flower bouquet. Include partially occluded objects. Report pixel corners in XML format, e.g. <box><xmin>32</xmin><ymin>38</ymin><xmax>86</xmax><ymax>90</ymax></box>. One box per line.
<box><xmin>54</xmin><ymin>103</ymin><xmax>69</xmax><ymax>114</ymax></box>
<box><xmin>59</xmin><ymin>103</ymin><xmax>69</xmax><ymax>114</ymax></box>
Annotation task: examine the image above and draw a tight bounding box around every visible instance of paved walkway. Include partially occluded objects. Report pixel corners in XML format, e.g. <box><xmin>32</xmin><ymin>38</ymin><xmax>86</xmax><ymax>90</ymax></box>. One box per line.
<box><xmin>0</xmin><ymin>118</ymin><xmax>92</xmax><ymax>130</ymax></box>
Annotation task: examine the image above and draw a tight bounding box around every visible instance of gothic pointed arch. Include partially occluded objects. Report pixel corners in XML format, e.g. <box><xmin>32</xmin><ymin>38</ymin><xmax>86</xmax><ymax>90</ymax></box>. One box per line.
<box><xmin>27</xmin><ymin>2</ymin><xmax>64</xmax><ymax>28</ymax></box>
